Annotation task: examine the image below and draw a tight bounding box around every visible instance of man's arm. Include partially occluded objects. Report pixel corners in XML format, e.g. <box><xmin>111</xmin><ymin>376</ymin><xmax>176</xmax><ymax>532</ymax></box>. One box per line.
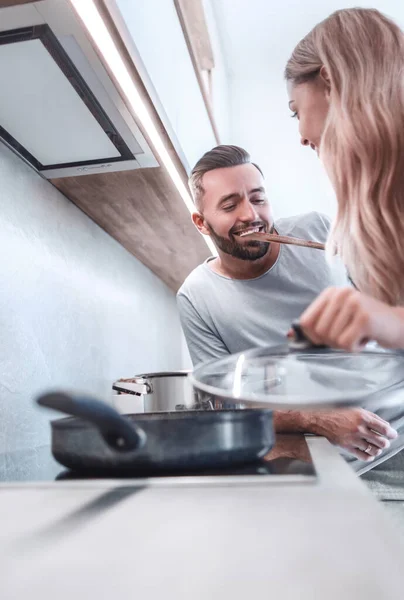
<box><xmin>274</xmin><ymin>408</ymin><xmax>397</xmax><ymax>461</ymax></box>
<box><xmin>177</xmin><ymin>294</ymin><xmax>230</xmax><ymax>366</ymax></box>
<box><xmin>273</xmin><ymin>410</ymin><xmax>309</xmax><ymax>433</ymax></box>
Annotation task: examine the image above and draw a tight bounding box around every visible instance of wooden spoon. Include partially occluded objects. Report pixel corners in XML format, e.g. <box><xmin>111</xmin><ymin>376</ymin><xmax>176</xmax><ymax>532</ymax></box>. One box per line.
<box><xmin>246</xmin><ymin>232</ymin><xmax>325</xmax><ymax>250</ymax></box>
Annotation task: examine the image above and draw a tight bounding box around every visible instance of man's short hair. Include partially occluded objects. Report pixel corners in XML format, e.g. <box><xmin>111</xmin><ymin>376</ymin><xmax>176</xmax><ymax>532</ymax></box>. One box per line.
<box><xmin>189</xmin><ymin>145</ymin><xmax>264</xmax><ymax>210</ymax></box>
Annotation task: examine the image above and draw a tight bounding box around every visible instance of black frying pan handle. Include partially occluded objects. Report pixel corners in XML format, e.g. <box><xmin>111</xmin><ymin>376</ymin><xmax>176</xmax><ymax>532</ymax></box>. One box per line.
<box><xmin>37</xmin><ymin>392</ymin><xmax>147</xmax><ymax>452</ymax></box>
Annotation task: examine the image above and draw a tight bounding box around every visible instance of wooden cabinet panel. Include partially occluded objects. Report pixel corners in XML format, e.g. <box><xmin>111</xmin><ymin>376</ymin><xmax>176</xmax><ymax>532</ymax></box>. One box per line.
<box><xmin>0</xmin><ymin>1</ymin><xmax>37</xmax><ymax>6</ymax></box>
<box><xmin>51</xmin><ymin>167</ymin><xmax>210</xmax><ymax>291</ymax></box>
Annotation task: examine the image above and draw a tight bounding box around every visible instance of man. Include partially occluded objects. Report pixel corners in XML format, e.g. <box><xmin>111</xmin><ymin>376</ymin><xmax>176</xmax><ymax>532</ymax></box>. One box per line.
<box><xmin>177</xmin><ymin>145</ymin><xmax>397</xmax><ymax>461</ymax></box>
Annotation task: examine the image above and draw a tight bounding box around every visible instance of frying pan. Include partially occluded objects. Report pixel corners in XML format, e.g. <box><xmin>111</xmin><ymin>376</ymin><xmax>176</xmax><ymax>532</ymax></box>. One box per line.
<box><xmin>37</xmin><ymin>392</ymin><xmax>274</xmax><ymax>474</ymax></box>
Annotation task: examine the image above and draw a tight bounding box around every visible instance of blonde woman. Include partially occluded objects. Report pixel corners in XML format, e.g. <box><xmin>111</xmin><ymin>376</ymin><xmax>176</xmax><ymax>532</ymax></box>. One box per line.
<box><xmin>285</xmin><ymin>8</ymin><xmax>404</xmax><ymax>351</ymax></box>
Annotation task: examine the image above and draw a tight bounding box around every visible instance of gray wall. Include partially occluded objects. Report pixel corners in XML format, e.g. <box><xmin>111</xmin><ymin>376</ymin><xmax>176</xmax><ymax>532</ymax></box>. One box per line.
<box><xmin>0</xmin><ymin>143</ymin><xmax>186</xmax><ymax>452</ymax></box>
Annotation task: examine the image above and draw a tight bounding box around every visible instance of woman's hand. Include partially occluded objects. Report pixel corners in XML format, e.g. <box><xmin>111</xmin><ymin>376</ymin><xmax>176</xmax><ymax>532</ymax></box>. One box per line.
<box><xmin>296</xmin><ymin>287</ymin><xmax>404</xmax><ymax>351</ymax></box>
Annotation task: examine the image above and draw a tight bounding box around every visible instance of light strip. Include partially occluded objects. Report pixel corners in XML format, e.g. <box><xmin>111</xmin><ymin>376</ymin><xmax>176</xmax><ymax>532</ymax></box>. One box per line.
<box><xmin>69</xmin><ymin>0</ymin><xmax>217</xmax><ymax>256</ymax></box>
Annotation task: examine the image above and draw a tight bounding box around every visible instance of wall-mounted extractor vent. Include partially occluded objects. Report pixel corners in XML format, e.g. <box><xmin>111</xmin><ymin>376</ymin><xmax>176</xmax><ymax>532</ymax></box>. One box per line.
<box><xmin>0</xmin><ymin>1</ymin><xmax>158</xmax><ymax>178</ymax></box>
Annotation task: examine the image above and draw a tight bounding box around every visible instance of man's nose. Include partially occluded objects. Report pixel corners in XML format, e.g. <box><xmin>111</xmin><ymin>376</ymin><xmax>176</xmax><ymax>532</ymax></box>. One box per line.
<box><xmin>238</xmin><ymin>199</ymin><xmax>258</xmax><ymax>222</ymax></box>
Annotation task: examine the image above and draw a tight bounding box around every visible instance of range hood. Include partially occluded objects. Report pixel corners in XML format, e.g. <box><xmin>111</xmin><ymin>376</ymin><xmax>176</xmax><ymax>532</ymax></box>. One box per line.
<box><xmin>0</xmin><ymin>0</ymin><xmax>158</xmax><ymax>178</ymax></box>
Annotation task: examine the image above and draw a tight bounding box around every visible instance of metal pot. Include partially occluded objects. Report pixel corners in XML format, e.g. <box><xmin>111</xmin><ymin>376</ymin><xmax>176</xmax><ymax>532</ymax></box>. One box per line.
<box><xmin>112</xmin><ymin>371</ymin><xmax>211</xmax><ymax>412</ymax></box>
<box><xmin>112</xmin><ymin>371</ymin><xmax>247</xmax><ymax>414</ymax></box>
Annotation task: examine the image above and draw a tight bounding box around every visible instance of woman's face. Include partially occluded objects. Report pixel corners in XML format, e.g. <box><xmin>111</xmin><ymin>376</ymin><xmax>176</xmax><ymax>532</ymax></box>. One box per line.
<box><xmin>287</xmin><ymin>77</ymin><xmax>330</xmax><ymax>154</ymax></box>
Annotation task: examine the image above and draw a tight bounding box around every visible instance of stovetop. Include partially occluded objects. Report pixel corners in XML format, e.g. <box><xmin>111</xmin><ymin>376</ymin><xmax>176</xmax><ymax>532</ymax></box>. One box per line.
<box><xmin>0</xmin><ymin>435</ymin><xmax>316</xmax><ymax>486</ymax></box>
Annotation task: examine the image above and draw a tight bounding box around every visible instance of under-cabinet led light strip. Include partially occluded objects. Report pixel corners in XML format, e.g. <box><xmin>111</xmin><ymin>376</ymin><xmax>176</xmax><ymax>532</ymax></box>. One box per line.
<box><xmin>69</xmin><ymin>0</ymin><xmax>217</xmax><ymax>256</ymax></box>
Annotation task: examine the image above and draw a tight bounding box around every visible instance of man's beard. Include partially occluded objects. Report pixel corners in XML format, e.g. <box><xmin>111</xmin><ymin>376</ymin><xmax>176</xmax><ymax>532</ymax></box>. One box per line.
<box><xmin>207</xmin><ymin>221</ymin><xmax>273</xmax><ymax>261</ymax></box>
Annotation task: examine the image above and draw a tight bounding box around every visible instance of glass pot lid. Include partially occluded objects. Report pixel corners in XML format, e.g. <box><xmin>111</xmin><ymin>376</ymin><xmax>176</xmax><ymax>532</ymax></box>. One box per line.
<box><xmin>190</xmin><ymin>345</ymin><xmax>404</xmax><ymax>409</ymax></box>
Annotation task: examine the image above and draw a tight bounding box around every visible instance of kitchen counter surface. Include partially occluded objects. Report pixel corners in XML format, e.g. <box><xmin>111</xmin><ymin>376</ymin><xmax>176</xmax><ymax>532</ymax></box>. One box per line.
<box><xmin>1</xmin><ymin>436</ymin><xmax>404</xmax><ymax>599</ymax></box>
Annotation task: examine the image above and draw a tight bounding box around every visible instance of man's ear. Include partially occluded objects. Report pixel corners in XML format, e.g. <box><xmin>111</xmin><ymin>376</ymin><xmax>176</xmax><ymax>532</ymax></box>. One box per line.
<box><xmin>319</xmin><ymin>65</ymin><xmax>331</xmax><ymax>96</ymax></box>
<box><xmin>192</xmin><ymin>211</ymin><xmax>211</xmax><ymax>236</ymax></box>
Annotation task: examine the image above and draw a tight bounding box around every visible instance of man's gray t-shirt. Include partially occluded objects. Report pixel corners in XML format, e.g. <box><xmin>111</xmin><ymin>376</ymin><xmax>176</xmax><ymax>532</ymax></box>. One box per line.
<box><xmin>177</xmin><ymin>212</ymin><xmax>349</xmax><ymax>366</ymax></box>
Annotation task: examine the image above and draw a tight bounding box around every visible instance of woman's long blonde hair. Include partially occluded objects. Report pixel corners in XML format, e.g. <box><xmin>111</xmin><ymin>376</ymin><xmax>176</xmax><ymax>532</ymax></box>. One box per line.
<box><xmin>285</xmin><ymin>8</ymin><xmax>404</xmax><ymax>305</ymax></box>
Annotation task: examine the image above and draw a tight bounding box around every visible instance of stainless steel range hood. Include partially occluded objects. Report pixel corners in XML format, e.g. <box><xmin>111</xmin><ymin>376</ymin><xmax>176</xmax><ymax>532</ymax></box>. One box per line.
<box><xmin>0</xmin><ymin>0</ymin><xmax>158</xmax><ymax>178</ymax></box>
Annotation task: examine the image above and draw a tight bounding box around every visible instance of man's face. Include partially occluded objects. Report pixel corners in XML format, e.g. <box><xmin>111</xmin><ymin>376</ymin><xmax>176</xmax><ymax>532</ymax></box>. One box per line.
<box><xmin>194</xmin><ymin>163</ymin><xmax>273</xmax><ymax>261</ymax></box>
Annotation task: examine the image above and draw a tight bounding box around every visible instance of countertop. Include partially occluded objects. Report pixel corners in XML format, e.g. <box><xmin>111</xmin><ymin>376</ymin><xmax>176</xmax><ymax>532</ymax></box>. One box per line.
<box><xmin>1</xmin><ymin>436</ymin><xmax>404</xmax><ymax>599</ymax></box>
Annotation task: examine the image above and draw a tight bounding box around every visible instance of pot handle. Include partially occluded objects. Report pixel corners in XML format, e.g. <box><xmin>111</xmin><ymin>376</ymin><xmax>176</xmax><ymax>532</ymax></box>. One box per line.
<box><xmin>37</xmin><ymin>392</ymin><xmax>147</xmax><ymax>452</ymax></box>
<box><xmin>112</xmin><ymin>379</ymin><xmax>151</xmax><ymax>396</ymax></box>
